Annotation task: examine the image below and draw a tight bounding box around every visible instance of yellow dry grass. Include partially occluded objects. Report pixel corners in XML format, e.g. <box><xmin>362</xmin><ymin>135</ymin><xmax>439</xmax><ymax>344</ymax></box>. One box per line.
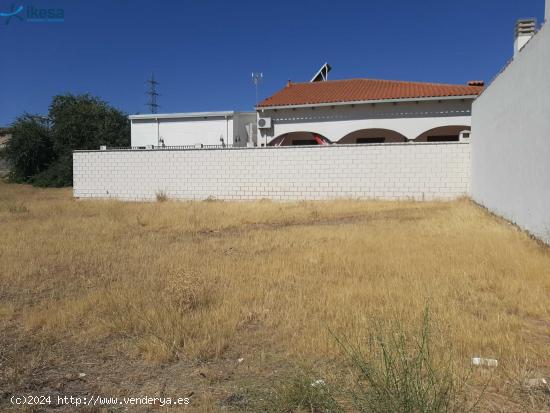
<box><xmin>1</xmin><ymin>181</ymin><xmax>549</xmax><ymax>411</ymax></box>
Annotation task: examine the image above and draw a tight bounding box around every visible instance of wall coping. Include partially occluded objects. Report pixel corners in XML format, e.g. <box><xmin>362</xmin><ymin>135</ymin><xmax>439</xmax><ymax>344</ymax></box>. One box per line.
<box><xmin>73</xmin><ymin>141</ymin><xmax>470</xmax><ymax>154</ymax></box>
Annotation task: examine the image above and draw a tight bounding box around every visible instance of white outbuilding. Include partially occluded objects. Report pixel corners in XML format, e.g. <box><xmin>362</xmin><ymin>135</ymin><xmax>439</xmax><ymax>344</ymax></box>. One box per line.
<box><xmin>129</xmin><ymin>111</ymin><xmax>257</xmax><ymax>147</ymax></box>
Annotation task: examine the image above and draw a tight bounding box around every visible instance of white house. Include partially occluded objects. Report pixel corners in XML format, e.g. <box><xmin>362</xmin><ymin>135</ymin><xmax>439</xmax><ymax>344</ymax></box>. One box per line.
<box><xmin>256</xmin><ymin>78</ymin><xmax>484</xmax><ymax>146</ymax></box>
<box><xmin>129</xmin><ymin>111</ymin><xmax>257</xmax><ymax>147</ymax></box>
<box><xmin>129</xmin><ymin>76</ymin><xmax>483</xmax><ymax>149</ymax></box>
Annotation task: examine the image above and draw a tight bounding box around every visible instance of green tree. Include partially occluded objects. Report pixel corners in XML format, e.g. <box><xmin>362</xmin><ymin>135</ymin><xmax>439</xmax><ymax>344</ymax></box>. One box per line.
<box><xmin>49</xmin><ymin>94</ymin><xmax>130</xmax><ymax>152</ymax></box>
<box><xmin>1</xmin><ymin>115</ymin><xmax>54</xmax><ymax>183</ymax></box>
<box><xmin>3</xmin><ymin>94</ymin><xmax>130</xmax><ymax>187</ymax></box>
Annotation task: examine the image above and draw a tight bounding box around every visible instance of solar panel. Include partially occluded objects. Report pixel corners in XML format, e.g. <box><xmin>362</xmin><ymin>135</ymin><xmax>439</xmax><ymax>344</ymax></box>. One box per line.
<box><xmin>310</xmin><ymin>63</ymin><xmax>332</xmax><ymax>82</ymax></box>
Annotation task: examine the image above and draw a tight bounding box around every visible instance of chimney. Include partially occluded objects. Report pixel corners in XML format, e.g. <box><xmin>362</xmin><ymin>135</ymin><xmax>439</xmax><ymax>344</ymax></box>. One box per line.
<box><xmin>514</xmin><ymin>19</ymin><xmax>537</xmax><ymax>57</ymax></box>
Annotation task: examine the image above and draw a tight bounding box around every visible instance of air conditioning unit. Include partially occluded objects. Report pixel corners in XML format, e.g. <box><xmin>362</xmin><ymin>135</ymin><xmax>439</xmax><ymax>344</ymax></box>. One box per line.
<box><xmin>257</xmin><ymin>117</ymin><xmax>272</xmax><ymax>129</ymax></box>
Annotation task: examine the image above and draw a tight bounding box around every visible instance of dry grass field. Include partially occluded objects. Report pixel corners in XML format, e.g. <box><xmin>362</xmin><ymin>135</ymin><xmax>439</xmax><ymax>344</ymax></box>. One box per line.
<box><xmin>1</xmin><ymin>181</ymin><xmax>549</xmax><ymax>412</ymax></box>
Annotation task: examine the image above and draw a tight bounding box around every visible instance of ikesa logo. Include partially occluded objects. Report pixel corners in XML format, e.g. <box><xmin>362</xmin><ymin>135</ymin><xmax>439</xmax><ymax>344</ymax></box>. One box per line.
<box><xmin>0</xmin><ymin>4</ymin><xmax>23</xmax><ymax>24</ymax></box>
<box><xmin>0</xmin><ymin>4</ymin><xmax>65</xmax><ymax>25</ymax></box>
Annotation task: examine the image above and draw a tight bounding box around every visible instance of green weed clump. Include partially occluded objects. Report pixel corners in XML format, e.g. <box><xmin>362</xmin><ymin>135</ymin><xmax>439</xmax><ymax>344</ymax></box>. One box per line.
<box><xmin>336</xmin><ymin>307</ymin><xmax>482</xmax><ymax>413</ymax></box>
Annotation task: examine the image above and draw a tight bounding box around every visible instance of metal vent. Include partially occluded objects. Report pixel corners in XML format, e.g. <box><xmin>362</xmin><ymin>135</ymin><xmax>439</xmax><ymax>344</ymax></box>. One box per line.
<box><xmin>515</xmin><ymin>19</ymin><xmax>536</xmax><ymax>37</ymax></box>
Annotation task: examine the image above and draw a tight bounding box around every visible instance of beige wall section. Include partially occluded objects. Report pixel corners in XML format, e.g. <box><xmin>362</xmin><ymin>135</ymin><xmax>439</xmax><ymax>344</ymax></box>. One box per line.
<box><xmin>73</xmin><ymin>142</ymin><xmax>470</xmax><ymax>202</ymax></box>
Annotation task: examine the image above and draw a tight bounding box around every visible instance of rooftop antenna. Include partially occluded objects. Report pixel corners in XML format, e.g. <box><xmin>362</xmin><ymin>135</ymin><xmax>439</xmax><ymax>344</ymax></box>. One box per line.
<box><xmin>252</xmin><ymin>72</ymin><xmax>263</xmax><ymax>105</ymax></box>
<box><xmin>146</xmin><ymin>73</ymin><xmax>160</xmax><ymax>114</ymax></box>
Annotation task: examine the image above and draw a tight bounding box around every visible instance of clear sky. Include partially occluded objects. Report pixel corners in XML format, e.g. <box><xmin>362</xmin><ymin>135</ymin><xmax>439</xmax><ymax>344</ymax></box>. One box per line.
<box><xmin>0</xmin><ymin>0</ymin><xmax>545</xmax><ymax>125</ymax></box>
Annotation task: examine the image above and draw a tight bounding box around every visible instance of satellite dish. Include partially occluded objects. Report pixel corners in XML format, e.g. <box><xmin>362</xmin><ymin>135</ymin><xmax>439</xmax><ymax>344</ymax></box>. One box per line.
<box><xmin>311</xmin><ymin>63</ymin><xmax>332</xmax><ymax>82</ymax></box>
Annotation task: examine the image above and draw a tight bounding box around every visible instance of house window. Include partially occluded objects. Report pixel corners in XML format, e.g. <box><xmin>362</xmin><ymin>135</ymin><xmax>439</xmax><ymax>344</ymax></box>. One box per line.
<box><xmin>427</xmin><ymin>135</ymin><xmax>459</xmax><ymax>142</ymax></box>
<box><xmin>292</xmin><ymin>139</ymin><xmax>317</xmax><ymax>146</ymax></box>
<box><xmin>356</xmin><ymin>137</ymin><xmax>385</xmax><ymax>144</ymax></box>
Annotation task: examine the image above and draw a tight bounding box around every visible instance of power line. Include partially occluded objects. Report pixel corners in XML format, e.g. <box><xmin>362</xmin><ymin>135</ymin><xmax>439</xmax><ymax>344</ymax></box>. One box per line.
<box><xmin>146</xmin><ymin>73</ymin><xmax>160</xmax><ymax>114</ymax></box>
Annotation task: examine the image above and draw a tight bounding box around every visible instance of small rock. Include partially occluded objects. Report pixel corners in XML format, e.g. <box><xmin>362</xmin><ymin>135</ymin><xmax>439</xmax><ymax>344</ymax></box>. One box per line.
<box><xmin>311</xmin><ymin>379</ymin><xmax>326</xmax><ymax>387</ymax></box>
<box><xmin>524</xmin><ymin>378</ymin><xmax>548</xmax><ymax>388</ymax></box>
<box><xmin>237</xmin><ymin>358</ymin><xmax>244</xmax><ymax>364</ymax></box>
<box><xmin>222</xmin><ymin>393</ymin><xmax>246</xmax><ymax>407</ymax></box>
<box><xmin>471</xmin><ymin>357</ymin><xmax>498</xmax><ymax>367</ymax></box>
<box><xmin>78</xmin><ymin>373</ymin><xmax>86</xmax><ymax>378</ymax></box>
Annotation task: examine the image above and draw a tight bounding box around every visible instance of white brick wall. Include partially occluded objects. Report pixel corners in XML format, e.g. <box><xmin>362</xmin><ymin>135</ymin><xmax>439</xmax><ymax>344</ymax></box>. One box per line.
<box><xmin>73</xmin><ymin>142</ymin><xmax>470</xmax><ymax>201</ymax></box>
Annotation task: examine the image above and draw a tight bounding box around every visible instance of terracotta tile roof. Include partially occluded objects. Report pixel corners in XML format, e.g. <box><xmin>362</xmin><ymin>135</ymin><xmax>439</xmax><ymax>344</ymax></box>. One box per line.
<box><xmin>257</xmin><ymin>78</ymin><xmax>484</xmax><ymax>108</ymax></box>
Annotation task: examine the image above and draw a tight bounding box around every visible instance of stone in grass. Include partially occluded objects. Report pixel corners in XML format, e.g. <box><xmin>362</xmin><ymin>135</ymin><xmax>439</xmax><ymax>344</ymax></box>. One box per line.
<box><xmin>471</xmin><ymin>357</ymin><xmax>498</xmax><ymax>367</ymax></box>
<box><xmin>524</xmin><ymin>378</ymin><xmax>548</xmax><ymax>391</ymax></box>
<box><xmin>222</xmin><ymin>393</ymin><xmax>247</xmax><ymax>408</ymax></box>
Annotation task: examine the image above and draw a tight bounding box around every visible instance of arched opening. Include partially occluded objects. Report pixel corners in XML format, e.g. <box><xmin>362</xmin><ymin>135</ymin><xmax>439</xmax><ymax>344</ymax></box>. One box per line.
<box><xmin>414</xmin><ymin>126</ymin><xmax>470</xmax><ymax>142</ymax></box>
<box><xmin>337</xmin><ymin>129</ymin><xmax>407</xmax><ymax>144</ymax></box>
<box><xmin>268</xmin><ymin>132</ymin><xmax>331</xmax><ymax>146</ymax></box>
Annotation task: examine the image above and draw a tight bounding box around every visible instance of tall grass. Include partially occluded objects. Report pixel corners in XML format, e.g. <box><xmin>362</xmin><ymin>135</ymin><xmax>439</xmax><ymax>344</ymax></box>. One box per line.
<box><xmin>264</xmin><ymin>371</ymin><xmax>344</xmax><ymax>413</ymax></box>
<box><xmin>254</xmin><ymin>308</ymin><xmax>485</xmax><ymax>412</ymax></box>
<box><xmin>1</xmin><ymin>181</ymin><xmax>549</xmax><ymax>410</ymax></box>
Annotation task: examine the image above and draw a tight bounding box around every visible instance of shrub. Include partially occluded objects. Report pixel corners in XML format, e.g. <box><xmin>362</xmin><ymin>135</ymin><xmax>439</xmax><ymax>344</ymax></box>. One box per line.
<box><xmin>49</xmin><ymin>94</ymin><xmax>130</xmax><ymax>152</ymax></box>
<box><xmin>156</xmin><ymin>191</ymin><xmax>168</xmax><ymax>202</ymax></box>
<box><xmin>335</xmin><ymin>307</ymin><xmax>480</xmax><ymax>413</ymax></box>
<box><xmin>2</xmin><ymin>115</ymin><xmax>54</xmax><ymax>183</ymax></box>
<box><xmin>245</xmin><ymin>308</ymin><xmax>484</xmax><ymax>412</ymax></box>
<box><xmin>3</xmin><ymin>94</ymin><xmax>130</xmax><ymax>187</ymax></box>
<box><xmin>31</xmin><ymin>152</ymin><xmax>73</xmax><ymax>187</ymax></box>
<box><xmin>7</xmin><ymin>203</ymin><xmax>29</xmax><ymax>214</ymax></box>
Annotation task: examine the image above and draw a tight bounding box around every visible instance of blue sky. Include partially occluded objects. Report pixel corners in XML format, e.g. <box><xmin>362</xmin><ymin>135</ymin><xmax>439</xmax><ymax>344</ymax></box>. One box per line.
<box><xmin>0</xmin><ymin>0</ymin><xmax>545</xmax><ymax>125</ymax></box>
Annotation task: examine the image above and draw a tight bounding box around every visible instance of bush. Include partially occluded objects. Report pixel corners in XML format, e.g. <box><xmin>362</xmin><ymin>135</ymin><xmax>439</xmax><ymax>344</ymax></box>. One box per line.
<box><xmin>335</xmin><ymin>307</ymin><xmax>480</xmax><ymax>413</ymax></box>
<box><xmin>155</xmin><ymin>191</ymin><xmax>168</xmax><ymax>202</ymax></box>
<box><xmin>3</xmin><ymin>94</ymin><xmax>129</xmax><ymax>187</ymax></box>
<box><xmin>49</xmin><ymin>94</ymin><xmax>130</xmax><ymax>152</ymax></box>
<box><xmin>31</xmin><ymin>152</ymin><xmax>73</xmax><ymax>188</ymax></box>
<box><xmin>2</xmin><ymin>115</ymin><xmax>54</xmax><ymax>183</ymax></box>
<box><xmin>244</xmin><ymin>308</ymin><xmax>484</xmax><ymax>412</ymax></box>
